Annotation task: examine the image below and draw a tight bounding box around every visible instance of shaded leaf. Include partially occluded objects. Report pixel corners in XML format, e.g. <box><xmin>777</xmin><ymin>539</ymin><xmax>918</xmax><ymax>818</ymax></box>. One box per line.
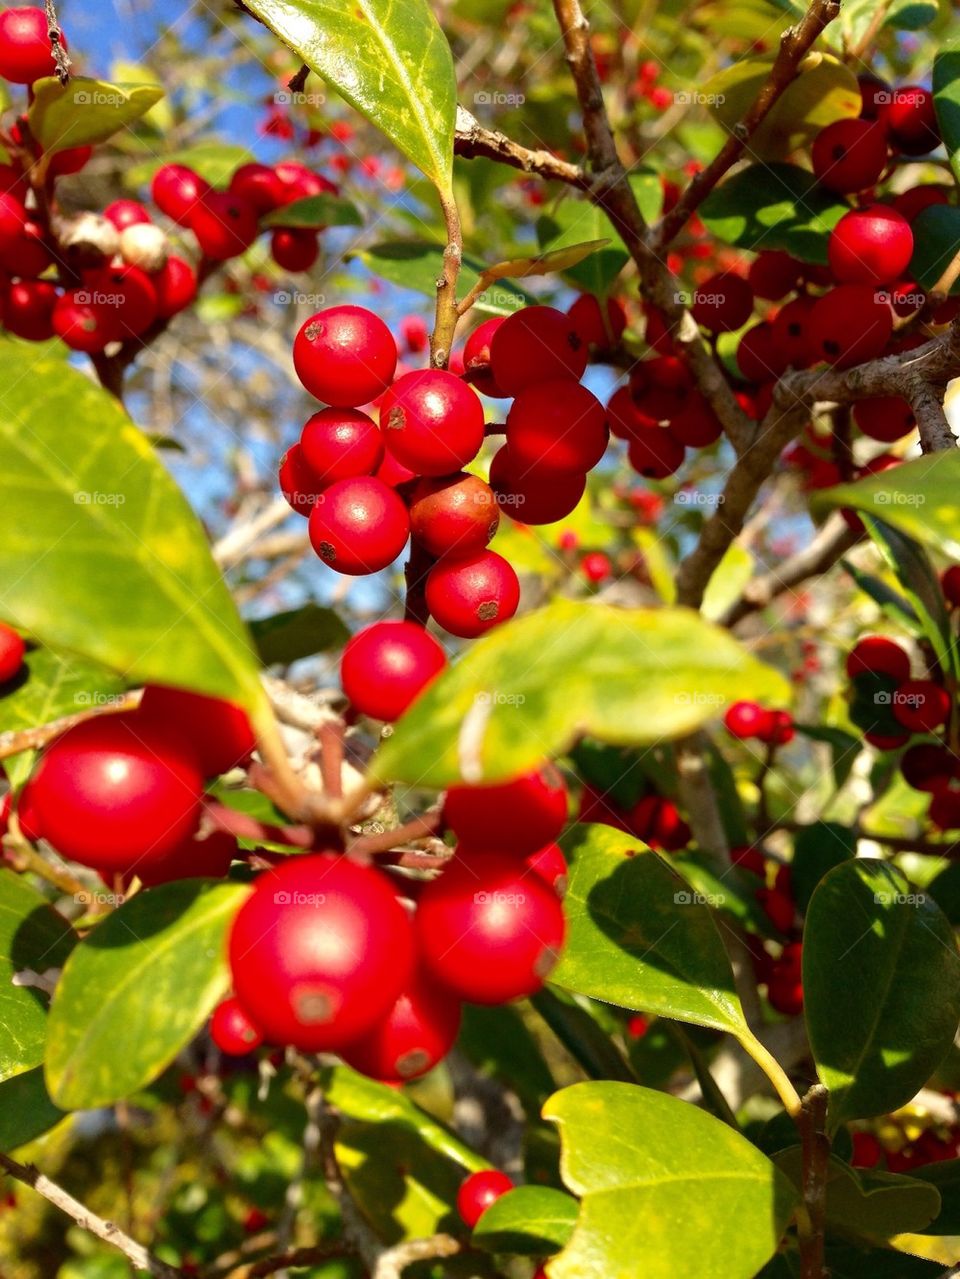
<box><xmin>472</xmin><ymin>1185</ymin><xmax>576</xmax><ymax>1254</ymax></box>
<box><xmin>700</xmin><ymin>162</ymin><xmax>849</xmax><ymax>263</ymax></box>
<box><xmin>934</xmin><ymin>35</ymin><xmax>960</xmax><ymax>185</ymax></box>
<box><xmin>357</xmin><ymin>240</ymin><xmax>534</xmax><ymax>315</ymax></box>
<box><xmin>0</xmin><ymin>1067</ymin><xmax>65</xmax><ymax>1150</ymax></box>
<box><xmin>250</xmin><ymin>603</ymin><xmax>349</xmax><ymax>665</ymax></box>
<box><xmin>29</xmin><ymin>77</ymin><xmax>163</xmax><ymax>157</ymax></box>
<box><xmin>261</xmin><ymin>192</ymin><xmax>362</xmax><ymax>228</ymax></box>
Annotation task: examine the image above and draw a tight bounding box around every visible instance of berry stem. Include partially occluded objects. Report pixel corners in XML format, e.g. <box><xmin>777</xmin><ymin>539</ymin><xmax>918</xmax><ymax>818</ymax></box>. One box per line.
<box><xmin>735</xmin><ymin>1027</ymin><xmax>803</xmax><ymax>1118</ymax></box>
<box><xmin>429</xmin><ymin>189</ymin><xmax>462</xmax><ymax>370</ymax></box>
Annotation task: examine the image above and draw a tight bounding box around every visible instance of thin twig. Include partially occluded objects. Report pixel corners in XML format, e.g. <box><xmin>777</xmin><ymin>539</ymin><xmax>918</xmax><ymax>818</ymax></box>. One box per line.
<box><xmin>797</xmin><ymin>1084</ymin><xmax>830</xmax><ymax>1279</ymax></box>
<box><xmin>430</xmin><ymin>190</ymin><xmax>463</xmax><ymax>369</ymax></box>
<box><xmin>454</xmin><ymin>106</ymin><xmax>586</xmax><ymax>186</ymax></box>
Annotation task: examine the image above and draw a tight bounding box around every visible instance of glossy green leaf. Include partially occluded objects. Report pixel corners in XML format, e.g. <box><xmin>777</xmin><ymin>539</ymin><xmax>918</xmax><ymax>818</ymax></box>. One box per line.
<box><xmin>0</xmin><ymin>1067</ymin><xmax>66</xmax><ymax>1150</ymax></box>
<box><xmin>550</xmin><ymin>824</ymin><xmax>747</xmax><ymax>1036</ymax></box>
<box><xmin>700</xmin><ymin>163</ymin><xmax>849</xmax><ymax>263</ymax></box>
<box><xmin>934</xmin><ymin>35</ymin><xmax>960</xmax><ymax>185</ymax></box>
<box><xmin>357</xmin><ymin>240</ymin><xmax>534</xmax><ymax>315</ymax></box>
<box><xmin>45</xmin><ymin>881</ymin><xmax>248</xmax><ymax>1109</ymax></box>
<box><xmin>841</xmin><ymin>557</ymin><xmax>919</xmax><ymax>628</ymax></box>
<box><xmin>261</xmin><ymin>192</ymin><xmax>362</xmax><ymax>228</ymax></box>
<box><xmin>789</xmin><ymin>822</ymin><xmax>856</xmax><ymax>912</ymax></box>
<box><xmin>373</xmin><ymin>599</ymin><xmax>789</xmax><ymax>787</ymax></box>
<box><xmin>0</xmin><ymin>348</ymin><xmax>265</xmax><ymax>715</ymax></box>
<box><xmin>250</xmin><ymin>603</ymin><xmax>349</xmax><ymax>665</ymax></box>
<box><xmin>864</xmin><ymin>518</ymin><xmax>957</xmax><ymax>680</ymax></box>
<box><xmin>908</xmin><ymin>205</ymin><xmax>960</xmax><ymax>293</ymax></box>
<box><xmin>472</xmin><ymin>1185</ymin><xmax>576</xmax><ymax>1254</ymax></box>
<box><xmin>538</xmin><ymin>202</ymin><xmax>629</xmax><ymax>295</ymax></box>
<box><xmin>702</xmin><ymin>544</ymin><xmax>754</xmax><ymax>623</ymax></box>
<box><xmin>125</xmin><ymin>142</ymin><xmax>255</xmax><ymax>188</ymax></box>
<box><xmin>814</xmin><ymin>451</ymin><xmax>960</xmax><ymax>561</ymax></box>
<box><xmin>0</xmin><ymin>648</ymin><xmax>126</xmax><ymax>789</ymax></box>
<box><xmin>672</xmin><ymin>849</ymin><xmax>776</xmax><ymax>936</ymax></box>
<box><xmin>927</xmin><ymin>861</ymin><xmax>960</xmax><ymax>925</ymax></box>
<box><xmin>241</xmin><ymin>0</ymin><xmax>456</xmax><ymax>191</ymax></box>
<box><xmin>29</xmin><ymin>77</ymin><xmax>164</xmax><ymax>157</ymax></box>
<box><xmin>803</xmin><ymin>860</ymin><xmax>960</xmax><ymax>1129</ymax></box>
<box><xmin>545</xmin><ymin>1081</ymin><xmax>798</xmax><ymax>1279</ymax></box>
<box><xmin>0</xmin><ymin>871</ymin><xmax>74</xmax><ymax>1083</ymax></box>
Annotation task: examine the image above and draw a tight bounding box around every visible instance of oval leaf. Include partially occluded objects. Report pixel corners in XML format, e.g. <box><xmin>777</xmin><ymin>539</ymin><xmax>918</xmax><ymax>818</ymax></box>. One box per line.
<box><xmin>357</xmin><ymin>240</ymin><xmax>534</xmax><ymax>316</ymax></box>
<box><xmin>372</xmin><ymin>599</ymin><xmax>789</xmax><ymax>788</ymax></box>
<box><xmin>472</xmin><ymin>1185</ymin><xmax>577</xmax><ymax>1255</ymax></box>
<box><xmin>908</xmin><ymin>205</ymin><xmax>960</xmax><ymax>294</ymax></box>
<box><xmin>45</xmin><ymin>880</ymin><xmax>248</xmax><ymax>1109</ymax></box>
<box><xmin>0</xmin><ymin>348</ymin><xmax>265</xmax><ymax>714</ymax></box>
<box><xmin>0</xmin><ymin>1067</ymin><xmax>66</xmax><ymax>1151</ymax></box>
<box><xmin>934</xmin><ymin>35</ymin><xmax>960</xmax><ymax>185</ymax></box>
<box><xmin>242</xmin><ymin>0</ymin><xmax>456</xmax><ymax>191</ymax></box>
<box><xmin>803</xmin><ymin>860</ymin><xmax>960</xmax><ymax>1129</ymax></box>
<box><xmin>261</xmin><ymin>192</ymin><xmax>362</xmax><ymax>228</ymax></box>
<box><xmin>545</xmin><ymin>1081</ymin><xmax>798</xmax><ymax>1279</ymax></box>
<box><xmin>700</xmin><ymin>162</ymin><xmax>849</xmax><ymax>263</ymax></box>
<box><xmin>550</xmin><ymin>824</ymin><xmax>748</xmax><ymax>1036</ymax></box>
<box><xmin>29</xmin><ymin>77</ymin><xmax>164</xmax><ymax>157</ymax></box>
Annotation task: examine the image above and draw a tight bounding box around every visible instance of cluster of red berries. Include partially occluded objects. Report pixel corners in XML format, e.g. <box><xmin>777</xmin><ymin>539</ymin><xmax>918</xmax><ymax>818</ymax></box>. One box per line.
<box><xmin>851</xmin><ymin>1101</ymin><xmax>960</xmax><ymax>1173</ymax></box>
<box><xmin>732</xmin><ymin>843</ymin><xmax>803</xmax><ymax>1015</ymax></box>
<box><xmin>578</xmin><ymin>778</ymin><xmax>691</xmax><ymax>851</ymax></box>
<box><xmin>215</xmin><ymin>764</ymin><xmax>568</xmax><ymax>1082</ymax></box>
<box><xmin>723</xmin><ymin>700</ymin><xmax>796</xmax><ymax>749</ymax></box>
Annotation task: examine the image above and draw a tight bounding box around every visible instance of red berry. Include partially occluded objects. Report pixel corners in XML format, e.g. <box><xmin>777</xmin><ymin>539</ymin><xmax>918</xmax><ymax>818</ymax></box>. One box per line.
<box><xmin>211</xmin><ymin>996</ymin><xmax>264</xmax><ymax>1055</ymax></box>
<box><xmin>84</xmin><ymin>264</ymin><xmax>158</xmax><ymax>340</ymax></box>
<box><xmin>274</xmin><ymin>161</ymin><xmax>336</xmax><ymax>203</ymax></box>
<box><xmin>0</xmin><ymin>6</ymin><xmax>64</xmax><ymax>83</ymax></box>
<box><xmin>850</xmin><ymin>1131</ymin><xmax>883</xmax><ymax>1169</ymax></box>
<box><xmin>151</xmin><ymin>164</ymin><xmax>211</xmax><ymax>227</ymax></box>
<box><xmin>228</xmin><ymin>162</ymin><xmax>285</xmax><ymax>213</ymax></box>
<box><xmin>46</xmin><ymin>145</ymin><xmax>90</xmax><ymax>177</ymax></box>
<box><xmin>567</xmin><ymin>292</ymin><xmax>627</xmax><ymax>347</ymax></box>
<box><xmin>462</xmin><ymin>316</ymin><xmax>507</xmax><ymax>397</ymax></box>
<box><xmin>152</xmin><ymin>255</ymin><xmax>197</xmax><ymax>318</ymax></box>
<box><xmin>136</xmin><ymin>829</ymin><xmax>238</xmax><ymax>887</ymax></box>
<box><xmin>53</xmin><ymin>292</ymin><xmax>114</xmax><ymax>352</ymax></box>
<box><xmin>3</xmin><ymin>279</ymin><xmax>55</xmax><ymax>341</ymax></box>
<box><xmin>858</xmin><ymin>73</ymin><xmax>891</xmax><ymax>123</ymax></box>
<box><xmin>748</xmin><ymin>250</ymin><xmax>802</xmax><ymax>301</ymax></box>
<box><xmin>0</xmin><ymin>218</ymin><xmax>52</xmax><ymax>278</ymax></box>
<box><xmin>0</xmin><ymin>191</ymin><xmax>26</xmax><ymax>250</ymax></box>
<box><xmin>379</xmin><ymin>369</ymin><xmax>484</xmax><ymax>476</ymax></box>
<box><xmin>294</xmin><ymin>305</ymin><xmax>397</xmax><ymax>408</ymax></box>
<box><xmin>444</xmin><ymin>763</ymin><xmax>567</xmax><ymax>855</ymax></box>
<box><xmin>339</xmin><ymin>965</ymin><xmax>461</xmax><ymax>1082</ymax></box>
<box><xmin>731</xmin><ymin>844</ymin><xmax>765</xmax><ymax>876</ymax></box>
<box><xmin>737</xmin><ymin>323</ymin><xmax>786</xmax><ymax>383</ymax></box>
<box><xmin>409</xmin><ymin>472</ymin><xmax>500</xmax><ymax>558</ymax></box>
<box><xmin>415</xmin><ymin>850</ymin><xmax>566</xmax><ymax>1004</ymax></box>
<box><xmin>308</xmin><ymin>475</ymin><xmax>410</xmax><ymax>576</ymax></box>
<box><xmin>771</xmin><ymin>295</ymin><xmax>818</xmax><ymax>368</ymax></box>
<box><xmin>846</xmin><ymin>636</ymin><xmax>910</xmax><ymax>681</ymax></box>
<box><xmin>607</xmin><ymin>386</ymin><xmax>656</xmax><ymax>440</ymax></box>
<box><xmin>668</xmin><ymin>396</ymin><xmax>723</xmax><ymax>448</ymax></box>
<box><xmin>828</xmin><ymin>205</ymin><xmax>913</xmax><ymax>287</ymax></box>
<box><xmin>812</xmin><ymin>285</ymin><xmax>893</xmax><ymax>367</ymax></box>
<box><xmin>887</xmin><ymin>86</ymin><xmax>940</xmax><ymax>156</ymax></box>
<box><xmin>104</xmin><ymin>200</ymin><xmax>151</xmax><ymax>232</ymax></box>
<box><xmin>0</xmin><ymin>622</ymin><xmax>24</xmax><ymax>682</ymax></box>
<box><xmin>138</xmin><ymin>685</ymin><xmax>256</xmax><ymax>777</ymax></box>
<box><xmin>724</xmin><ymin>700</ymin><xmax>776</xmax><ymax>740</ymax></box>
<box><xmin>766</xmin><ymin>710</ymin><xmax>795</xmax><ymax>746</ymax></box>
<box><xmin>812</xmin><ymin>118</ymin><xmax>888</xmax><ymax>194</ymax></box>
<box><xmin>299</xmin><ymin>407</ymin><xmax>384</xmax><ymax>485</ymax></box>
<box><xmin>456</xmin><ymin>1171</ymin><xmax>514</xmax><ymax>1228</ymax></box>
<box><xmin>943</xmin><ymin>566</ymin><xmax>960</xmax><ymax>608</ymax></box>
<box><xmin>864</xmin><ymin>729</ymin><xmax>909</xmax><ymax>752</ymax></box>
<box><xmin>506</xmin><ymin>378</ymin><xmax>608</xmax><ymax>475</ymax></box>
<box><xmin>525</xmin><ymin>842</ymin><xmax>568</xmax><ymax>895</ymax></box>
<box><xmin>489</xmin><ymin>445</ymin><xmax>586</xmax><ymax>525</ymax></box>
<box><xmin>767</xmin><ymin>961</ymin><xmax>803</xmax><ymax>1015</ymax></box>
<box><xmin>627</xmin><ymin>429</ymin><xmax>685</xmax><ymax>479</ymax></box>
<box><xmin>228</xmin><ymin>853</ymin><xmax>415</xmax><ymax>1050</ymax></box>
<box><xmin>690</xmin><ymin>273</ymin><xmax>754</xmax><ymax>333</ymax></box>
<box><xmin>853</xmin><ymin>395</ymin><xmax>915</xmax><ymax>442</ymax></box>
<box><xmin>489</xmin><ymin>305</ymin><xmax>587</xmax><ymax>396</ymax></box>
<box><xmin>399</xmin><ymin>314</ymin><xmax>429</xmax><ymax>354</ymax></box>
<box><xmin>581</xmin><ymin>551</ymin><xmax>611</xmax><ymax>584</ymax></box>
<box><xmin>340</xmin><ymin>620</ymin><xmax>446</xmax><ymax>722</ymax></box>
<box><xmin>628</xmin><ymin>794</ymin><xmax>690</xmax><ymax>851</ymax></box>
<box><xmin>892</xmin><ymin>185</ymin><xmax>950</xmax><ymax>223</ymax></box>
<box><xmin>425</xmin><ymin>550</ymin><xmax>520</xmax><ymax>637</ymax></box>
<box><xmin>892</xmin><ymin>679</ymin><xmax>951</xmax><ymax>733</ymax></box>
<box><xmin>278</xmin><ymin>442</ymin><xmax>323</xmax><ymax>517</ymax></box>
<box><xmin>27</xmin><ymin>712</ymin><xmax>204</xmax><ymax>872</ymax></box>
<box><xmin>191</xmin><ymin>192</ymin><xmax>259</xmax><ymax>261</ymax></box>
<box><xmin>757</xmin><ymin>885</ymin><xmax>795</xmax><ymax>934</ymax></box>
<box><xmin>900</xmin><ymin>742</ymin><xmax>957</xmax><ymax>793</ymax></box>
<box><xmin>929</xmin><ymin>785</ymin><xmax>960</xmax><ymax>832</ymax></box>
<box><xmin>271</xmin><ymin>227</ymin><xmax>319</xmax><ymax>272</ymax></box>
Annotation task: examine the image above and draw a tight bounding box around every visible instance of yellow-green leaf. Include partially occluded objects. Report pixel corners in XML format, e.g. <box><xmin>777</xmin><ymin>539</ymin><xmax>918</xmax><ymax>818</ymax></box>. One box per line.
<box><xmin>29</xmin><ymin>77</ymin><xmax>164</xmax><ymax>157</ymax></box>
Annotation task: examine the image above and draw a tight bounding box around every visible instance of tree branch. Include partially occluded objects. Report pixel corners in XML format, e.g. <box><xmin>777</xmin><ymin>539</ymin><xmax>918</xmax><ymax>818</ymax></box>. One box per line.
<box><xmin>454</xmin><ymin>106</ymin><xmax>587</xmax><ymax>186</ymax></box>
<box><xmin>797</xmin><ymin>1083</ymin><xmax>830</xmax><ymax>1279</ymax></box>
<box><xmin>430</xmin><ymin>190</ymin><xmax>463</xmax><ymax>370</ymax></box>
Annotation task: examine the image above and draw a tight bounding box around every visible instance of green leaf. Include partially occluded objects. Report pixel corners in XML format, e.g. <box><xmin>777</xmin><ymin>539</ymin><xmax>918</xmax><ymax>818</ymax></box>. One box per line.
<box><xmin>887</xmin><ymin>0</ymin><xmax>938</xmax><ymax>28</ymax></box>
<box><xmin>532</xmin><ymin>988</ymin><xmax>639</xmax><ymax>1082</ymax></box>
<box><xmin>0</xmin><ymin>1067</ymin><xmax>65</xmax><ymax>1150</ymax></box>
<box><xmin>550</xmin><ymin>824</ymin><xmax>748</xmax><ymax>1036</ymax></box>
<box><xmin>372</xmin><ymin>599</ymin><xmax>790</xmax><ymax>788</ymax></box>
<box><xmin>841</xmin><ymin>557</ymin><xmax>919</xmax><ymax>629</ymax></box>
<box><xmin>789</xmin><ymin>822</ymin><xmax>856</xmax><ymax>912</ymax></box>
<box><xmin>458</xmin><ymin>1004</ymin><xmax>556</xmax><ymax>1112</ymax></box>
<box><xmin>545</xmin><ymin>1081</ymin><xmax>798</xmax><ymax>1279</ymax></box>
<box><xmin>261</xmin><ymin>193</ymin><xmax>362</xmax><ymax>228</ymax></box>
<box><xmin>29</xmin><ymin>77</ymin><xmax>164</xmax><ymax>157</ymax></box>
<box><xmin>472</xmin><ymin>1185</ymin><xmax>577</xmax><ymax>1255</ymax></box>
<box><xmin>125</xmin><ymin>142</ymin><xmax>255</xmax><ymax>188</ymax></box>
<box><xmin>702</xmin><ymin>544</ymin><xmax>754</xmax><ymax>623</ymax></box>
<box><xmin>45</xmin><ymin>881</ymin><xmax>247</xmax><ymax>1109</ymax></box>
<box><xmin>934</xmin><ymin>35</ymin><xmax>960</xmax><ymax>185</ymax></box>
<box><xmin>250</xmin><ymin>603</ymin><xmax>349</xmax><ymax>665</ymax></box>
<box><xmin>0</xmin><ymin>348</ymin><xmax>266</xmax><ymax>716</ymax></box>
<box><xmin>672</xmin><ymin>849</ymin><xmax>776</xmax><ymax>936</ymax></box>
<box><xmin>913</xmin><ymin>1158</ymin><xmax>960</xmax><ymax>1233</ymax></box>
<box><xmin>821</xmin><ymin>1243</ymin><xmax>943</xmax><ymax>1278</ymax></box>
<box><xmin>0</xmin><ymin>871</ymin><xmax>75</xmax><ymax>1083</ymax></box>
<box><xmin>700</xmin><ymin>162</ymin><xmax>849</xmax><ymax>263</ymax></box>
<box><xmin>241</xmin><ymin>0</ymin><xmax>456</xmax><ymax>192</ymax></box>
<box><xmin>538</xmin><ymin>202</ymin><xmax>629</xmax><ymax>294</ymax></box>
<box><xmin>814</xmin><ymin>451</ymin><xmax>960</xmax><ymax>561</ymax></box>
<box><xmin>908</xmin><ymin>205</ymin><xmax>960</xmax><ymax>293</ymax></box>
<box><xmin>357</xmin><ymin>240</ymin><xmax>534</xmax><ymax>315</ymax></box>
<box><xmin>927</xmin><ymin>861</ymin><xmax>960</xmax><ymax>924</ymax></box>
<box><xmin>803</xmin><ymin>860</ymin><xmax>960</xmax><ymax>1129</ymax></box>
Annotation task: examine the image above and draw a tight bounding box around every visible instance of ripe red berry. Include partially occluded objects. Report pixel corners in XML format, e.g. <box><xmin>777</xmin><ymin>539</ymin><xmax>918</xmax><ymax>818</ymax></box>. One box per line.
<box><xmin>767</xmin><ymin>956</ymin><xmax>803</xmax><ymax>1015</ymax></box>
<box><xmin>293</xmin><ymin>305</ymin><xmax>397</xmax><ymax>408</ymax></box>
<box><xmin>308</xmin><ymin>475</ymin><xmax>410</xmax><ymax>576</ymax></box>
<box><xmin>827</xmin><ymin>205</ymin><xmax>913</xmax><ymax>287</ymax></box>
<box><xmin>525</xmin><ymin>842</ymin><xmax>568</xmax><ymax>895</ymax></box>
<box><xmin>581</xmin><ymin>550</ymin><xmax>611</xmax><ymax>584</ymax></box>
<box><xmin>210</xmin><ymin>996</ymin><xmax>263</xmax><ymax>1055</ymax></box>
<box><xmin>425</xmin><ymin>549</ymin><xmax>520</xmax><ymax>637</ymax></box>
<box><xmin>853</xmin><ymin>396</ymin><xmax>915</xmax><ymax>442</ymax></box>
<box><xmin>415</xmin><ymin>850</ymin><xmax>566</xmax><ymax>1004</ymax></box>
<box><xmin>136</xmin><ymin>829</ymin><xmax>238</xmax><ymax>887</ymax></box>
<box><xmin>892</xmin><ymin>679</ymin><xmax>951</xmax><ymax>733</ymax></box>
<box><xmin>45</xmin><ymin>144</ymin><xmax>90</xmax><ymax>177</ymax></box>
<box><xmin>340</xmin><ymin>620</ymin><xmax>446</xmax><ymax>722</ymax></box>
<box><xmin>0</xmin><ymin>191</ymin><xmax>26</xmax><ymax>250</ymax></box>
<box><xmin>0</xmin><ymin>217</ymin><xmax>52</xmax><ymax>278</ymax></box>
<box><xmin>138</xmin><ymin>685</ymin><xmax>256</xmax><ymax>777</ymax></box>
<box><xmin>27</xmin><ymin>712</ymin><xmax>204</xmax><ymax>872</ymax></box>
<box><xmin>567</xmin><ymin>292</ymin><xmax>627</xmax><ymax>347</ymax></box>
<box><xmin>724</xmin><ymin>700</ymin><xmax>776</xmax><ymax>740</ymax></box>
<box><xmin>737</xmin><ymin>323</ymin><xmax>786</xmax><ymax>383</ymax></box>
<box><xmin>0</xmin><ymin>622</ymin><xmax>24</xmax><ymax>682</ymax></box>
<box><xmin>270</xmin><ymin>227</ymin><xmax>319</xmax><ymax>272</ymax></box>
<box><xmin>151</xmin><ymin>164</ymin><xmax>211</xmax><ymax>227</ymax></box>
<box><xmin>299</xmin><ymin>407</ymin><xmax>384</xmax><ymax>486</ymax></box>
<box><xmin>338</xmin><ymin>965</ymin><xmax>462</xmax><ymax>1082</ymax></box>
<box><xmin>887</xmin><ymin>86</ymin><xmax>940</xmax><ymax>155</ymax></box>
<box><xmin>151</xmin><ymin>255</ymin><xmax>197</xmax><ymax>318</ymax></box>
<box><xmin>456</xmin><ymin>1170</ymin><xmax>514</xmax><ymax>1228</ymax></box>
<box><xmin>228</xmin><ymin>162</ymin><xmax>286</xmax><ymax>214</ymax></box>
<box><xmin>811</xmin><ymin>118</ymin><xmax>888</xmax><ymax>194</ymax></box>
<box><xmin>892</xmin><ymin>185</ymin><xmax>950</xmax><ymax>222</ymax></box>
<box><xmin>85</xmin><ymin>263</ymin><xmax>158</xmax><ymax>340</ymax></box>
<box><xmin>732</xmin><ymin>844</ymin><xmax>766</xmax><ymax>876</ymax></box>
<box><xmin>747</xmin><ymin>250</ymin><xmax>802</xmax><ymax>301</ymax></box>
<box><xmin>104</xmin><ymin>199</ymin><xmax>151</xmax><ymax>232</ymax></box>
<box><xmin>690</xmin><ymin>273</ymin><xmax>754</xmax><ymax>333</ymax></box>
<box><xmin>278</xmin><ymin>442</ymin><xmax>323</xmax><ymax>517</ymax></box>
<box><xmin>409</xmin><ymin>472</ymin><xmax>500</xmax><ymax>558</ymax></box>
<box><xmin>627</xmin><ymin>429</ymin><xmax>685</xmax><ymax>479</ymax></box>
<box><xmin>52</xmin><ymin>292</ymin><xmax>111</xmax><ymax>352</ymax></box>
<box><xmin>628</xmin><ymin>794</ymin><xmax>690</xmax><ymax>851</ymax></box>
<box><xmin>846</xmin><ymin>636</ymin><xmax>910</xmax><ymax>681</ymax></box>
<box><xmin>378</xmin><ymin>369</ymin><xmax>485</xmax><ymax>476</ymax></box>
<box><xmin>901</xmin><ymin>742</ymin><xmax>957</xmax><ymax>793</ymax></box>
<box><xmin>506</xmin><ymin>378</ymin><xmax>608</xmax><ymax>474</ymax></box>
<box><xmin>274</xmin><ymin>161</ymin><xmax>336</xmax><ymax>202</ymax></box>
<box><xmin>943</xmin><ymin>566</ymin><xmax>960</xmax><ymax>608</ymax></box>
<box><xmin>669</xmin><ymin>396</ymin><xmax>723</xmax><ymax>448</ymax></box>
<box><xmin>757</xmin><ymin>885</ymin><xmax>795</xmax><ymax>934</ymax></box>
<box><xmin>812</xmin><ymin>285</ymin><xmax>893</xmax><ymax>367</ymax></box>
<box><xmin>489</xmin><ymin>305</ymin><xmax>587</xmax><ymax>396</ymax></box>
<box><xmin>771</xmin><ymin>295</ymin><xmax>818</xmax><ymax>368</ymax></box>
<box><xmin>462</xmin><ymin>316</ymin><xmax>507</xmax><ymax>397</ymax></box>
<box><xmin>489</xmin><ymin>445</ymin><xmax>586</xmax><ymax>525</ymax></box>
<box><xmin>3</xmin><ymin>279</ymin><xmax>55</xmax><ymax>341</ymax></box>
<box><xmin>400</xmin><ymin>314</ymin><xmax>429</xmax><ymax>354</ymax></box>
<box><xmin>190</xmin><ymin>192</ymin><xmax>259</xmax><ymax>261</ymax></box>
<box><xmin>228</xmin><ymin>853</ymin><xmax>415</xmax><ymax>1050</ymax></box>
<box><xmin>444</xmin><ymin>763</ymin><xmax>567</xmax><ymax>855</ymax></box>
<box><xmin>607</xmin><ymin>386</ymin><xmax>657</xmax><ymax>440</ymax></box>
<box><xmin>0</xmin><ymin>6</ymin><xmax>64</xmax><ymax>83</ymax></box>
